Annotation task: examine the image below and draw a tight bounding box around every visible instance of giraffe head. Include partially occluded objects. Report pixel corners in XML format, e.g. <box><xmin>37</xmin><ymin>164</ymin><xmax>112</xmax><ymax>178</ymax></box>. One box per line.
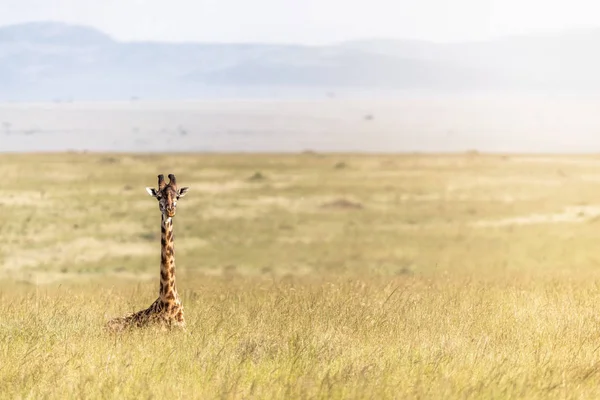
<box><xmin>145</xmin><ymin>174</ymin><xmax>189</xmax><ymax>218</ymax></box>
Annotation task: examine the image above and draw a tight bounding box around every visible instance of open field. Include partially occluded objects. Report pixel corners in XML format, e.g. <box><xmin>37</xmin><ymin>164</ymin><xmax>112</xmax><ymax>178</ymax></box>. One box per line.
<box><xmin>4</xmin><ymin>152</ymin><xmax>600</xmax><ymax>398</ymax></box>
<box><xmin>6</xmin><ymin>96</ymin><xmax>600</xmax><ymax>153</ymax></box>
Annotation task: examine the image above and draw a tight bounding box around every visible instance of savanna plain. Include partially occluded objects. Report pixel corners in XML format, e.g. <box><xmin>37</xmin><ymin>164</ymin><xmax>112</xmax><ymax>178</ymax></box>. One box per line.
<box><xmin>4</xmin><ymin>152</ymin><xmax>600</xmax><ymax>399</ymax></box>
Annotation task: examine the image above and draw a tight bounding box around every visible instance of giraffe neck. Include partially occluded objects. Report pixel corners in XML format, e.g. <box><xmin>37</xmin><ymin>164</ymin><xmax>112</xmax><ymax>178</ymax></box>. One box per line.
<box><xmin>159</xmin><ymin>213</ymin><xmax>179</xmax><ymax>303</ymax></box>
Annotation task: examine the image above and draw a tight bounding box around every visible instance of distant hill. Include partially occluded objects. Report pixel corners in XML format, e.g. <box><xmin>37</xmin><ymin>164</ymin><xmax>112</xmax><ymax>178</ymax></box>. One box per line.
<box><xmin>343</xmin><ymin>31</ymin><xmax>600</xmax><ymax>91</ymax></box>
<box><xmin>2</xmin><ymin>21</ymin><xmax>600</xmax><ymax>101</ymax></box>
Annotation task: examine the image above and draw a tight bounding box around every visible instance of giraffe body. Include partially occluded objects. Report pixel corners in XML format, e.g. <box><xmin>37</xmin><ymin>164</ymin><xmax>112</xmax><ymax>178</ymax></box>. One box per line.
<box><xmin>106</xmin><ymin>174</ymin><xmax>189</xmax><ymax>332</ymax></box>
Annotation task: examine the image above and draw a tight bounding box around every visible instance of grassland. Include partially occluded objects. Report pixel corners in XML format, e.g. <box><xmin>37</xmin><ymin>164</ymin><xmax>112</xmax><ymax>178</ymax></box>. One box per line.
<box><xmin>3</xmin><ymin>152</ymin><xmax>600</xmax><ymax>398</ymax></box>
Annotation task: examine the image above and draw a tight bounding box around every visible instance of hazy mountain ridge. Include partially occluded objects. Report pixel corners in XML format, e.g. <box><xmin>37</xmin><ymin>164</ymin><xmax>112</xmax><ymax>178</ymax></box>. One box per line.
<box><xmin>345</xmin><ymin>31</ymin><xmax>600</xmax><ymax>90</ymax></box>
<box><xmin>2</xmin><ymin>21</ymin><xmax>600</xmax><ymax>101</ymax></box>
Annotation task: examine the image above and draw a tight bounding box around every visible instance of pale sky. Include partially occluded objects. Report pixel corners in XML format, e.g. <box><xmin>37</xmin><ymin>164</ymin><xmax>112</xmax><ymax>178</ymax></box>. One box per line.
<box><xmin>1</xmin><ymin>0</ymin><xmax>600</xmax><ymax>44</ymax></box>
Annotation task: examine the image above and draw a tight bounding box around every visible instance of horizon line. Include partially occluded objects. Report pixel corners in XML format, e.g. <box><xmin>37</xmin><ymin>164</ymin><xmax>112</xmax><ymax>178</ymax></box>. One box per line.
<box><xmin>3</xmin><ymin>19</ymin><xmax>600</xmax><ymax>47</ymax></box>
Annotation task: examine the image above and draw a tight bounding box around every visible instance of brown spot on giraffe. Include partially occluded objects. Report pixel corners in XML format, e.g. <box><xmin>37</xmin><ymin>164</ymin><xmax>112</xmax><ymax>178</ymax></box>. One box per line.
<box><xmin>105</xmin><ymin>174</ymin><xmax>190</xmax><ymax>333</ymax></box>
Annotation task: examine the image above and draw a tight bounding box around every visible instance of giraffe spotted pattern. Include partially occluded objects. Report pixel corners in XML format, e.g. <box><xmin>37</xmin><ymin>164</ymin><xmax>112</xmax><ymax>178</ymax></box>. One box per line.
<box><xmin>106</xmin><ymin>174</ymin><xmax>189</xmax><ymax>332</ymax></box>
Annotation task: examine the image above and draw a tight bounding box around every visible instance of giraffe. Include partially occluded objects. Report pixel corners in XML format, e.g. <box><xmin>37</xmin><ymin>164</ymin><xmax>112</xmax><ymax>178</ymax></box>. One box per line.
<box><xmin>106</xmin><ymin>174</ymin><xmax>190</xmax><ymax>332</ymax></box>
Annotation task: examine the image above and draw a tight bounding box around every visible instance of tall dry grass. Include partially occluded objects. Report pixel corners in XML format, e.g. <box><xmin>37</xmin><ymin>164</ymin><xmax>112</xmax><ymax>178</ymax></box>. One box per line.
<box><xmin>2</xmin><ymin>153</ymin><xmax>600</xmax><ymax>398</ymax></box>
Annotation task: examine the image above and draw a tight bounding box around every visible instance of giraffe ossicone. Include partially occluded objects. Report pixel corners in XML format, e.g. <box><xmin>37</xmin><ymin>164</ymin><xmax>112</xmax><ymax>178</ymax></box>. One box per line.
<box><xmin>106</xmin><ymin>173</ymin><xmax>190</xmax><ymax>332</ymax></box>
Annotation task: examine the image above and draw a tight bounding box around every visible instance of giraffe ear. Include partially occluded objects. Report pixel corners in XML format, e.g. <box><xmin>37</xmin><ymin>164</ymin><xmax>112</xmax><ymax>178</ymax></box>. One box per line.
<box><xmin>177</xmin><ymin>187</ymin><xmax>189</xmax><ymax>198</ymax></box>
<box><xmin>146</xmin><ymin>187</ymin><xmax>159</xmax><ymax>197</ymax></box>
